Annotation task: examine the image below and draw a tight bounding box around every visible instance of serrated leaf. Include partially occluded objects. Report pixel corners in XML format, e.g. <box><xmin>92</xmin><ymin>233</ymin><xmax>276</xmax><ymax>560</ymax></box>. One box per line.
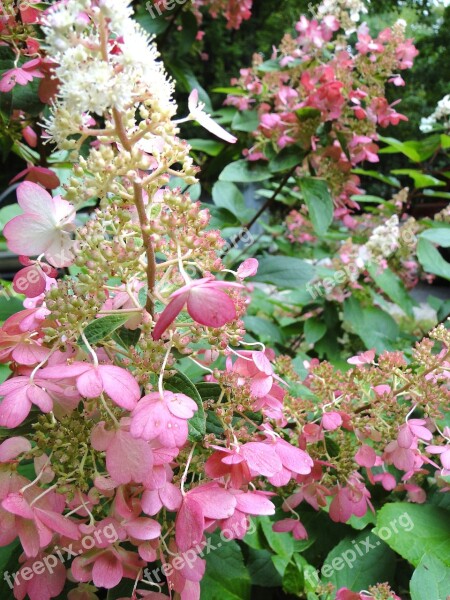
<box><xmin>111</xmin><ymin>326</ymin><xmax>141</xmax><ymax>348</ymax></box>
<box><xmin>374</xmin><ymin>503</ymin><xmax>450</xmax><ymax>567</ymax></box>
<box><xmin>79</xmin><ymin>314</ymin><xmax>130</xmax><ymax>347</ymax></box>
<box><xmin>164</xmin><ymin>371</ymin><xmax>206</xmax><ymax>441</ymax></box>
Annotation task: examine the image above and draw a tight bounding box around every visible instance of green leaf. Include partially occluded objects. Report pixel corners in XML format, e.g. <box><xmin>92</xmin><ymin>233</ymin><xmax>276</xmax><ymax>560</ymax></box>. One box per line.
<box><xmin>252</xmin><ymin>256</ymin><xmax>314</xmax><ymax>289</ymax></box>
<box><xmin>79</xmin><ymin>314</ymin><xmax>130</xmax><ymax>347</ymax></box>
<box><xmin>219</xmin><ymin>160</ymin><xmax>272</xmax><ymax>183</ymax></box>
<box><xmin>200</xmin><ymin>533</ymin><xmax>250</xmax><ymax>600</ymax></box>
<box><xmin>111</xmin><ymin>326</ymin><xmax>141</xmax><ymax>349</ymax></box>
<box><xmin>269</xmin><ymin>147</ymin><xmax>302</xmax><ymax>172</ymax></box>
<box><xmin>417</xmin><ymin>238</ymin><xmax>450</xmax><ymax>281</ymax></box>
<box><xmin>231</xmin><ymin>110</ymin><xmax>259</xmax><ymax>132</ymax></box>
<box><xmin>343</xmin><ymin>297</ymin><xmax>399</xmax><ymax>352</ymax></box>
<box><xmin>352</xmin><ymin>168</ymin><xmax>401</xmax><ymax>188</ymax></box>
<box><xmin>366</xmin><ymin>264</ymin><xmax>415</xmax><ymax>318</ymax></box>
<box><xmin>0</xmin><ymin>203</ymin><xmax>22</xmax><ymax>231</ymax></box>
<box><xmin>374</xmin><ymin>503</ymin><xmax>450</xmax><ymax>567</ymax></box>
<box><xmin>391</xmin><ymin>169</ymin><xmax>445</xmax><ymax>188</ymax></box>
<box><xmin>283</xmin><ymin>555</ymin><xmax>305</xmax><ymax>596</ymax></box>
<box><xmin>299</xmin><ymin>177</ymin><xmax>334</xmax><ymax>236</ymax></box>
<box><xmin>350</xmin><ymin>194</ymin><xmax>386</xmax><ymax>204</ymax></box>
<box><xmin>304</xmin><ymin>318</ymin><xmax>327</xmax><ymax>345</ymax></box>
<box><xmin>179</xmin><ymin>11</ymin><xmax>198</xmax><ymax>53</ymax></box>
<box><xmin>243</xmin><ymin>316</ymin><xmax>285</xmax><ymax>344</ymax></box>
<box><xmin>0</xmin><ymin>540</ymin><xmax>21</xmax><ymax>596</ymax></box>
<box><xmin>0</xmin><ymin>287</ymin><xmax>24</xmax><ymax>322</ymax></box>
<box><xmin>260</xmin><ymin>516</ymin><xmax>294</xmax><ymax>559</ymax></box>
<box><xmin>247</xmin><ymin>548</ymin><xmax>282</xmax><ymax>587</ymax></box>
<box><xmin>419</xmin><ymin>228</ymin><xmax>450</xmax><ymax>247</ymax></box>
<box><xmin>410</xmin><ymin>554</ymin><xmax>450</xmax><ymax>600</ymax></box>
<box><xmin>165</xmin><ymin>371</ymin><xmax>206</xmax><ymax>441</ymax></box>
<box><xmin>188</xmin><ymin>138</ymin><xmax>225</xmax><ymax>156</ymax></box>
<box><xmin>321</xmin><ymin>530</ymin><xmax>396</xmax><ymax>591</ymax></box>
<box><xmin>212</xmin><ymin>181</ymin><xmax>253</xmax><ymax>222</ymax></box>
<box><xmin>379</xmin><ymin>135</ymin><xmax>441</xmax><ymax>162</ymax></box>
<box><xmin>295</xmin><ymin>107</ymin><xmax>321</xmax><ymax>121</ymax></box>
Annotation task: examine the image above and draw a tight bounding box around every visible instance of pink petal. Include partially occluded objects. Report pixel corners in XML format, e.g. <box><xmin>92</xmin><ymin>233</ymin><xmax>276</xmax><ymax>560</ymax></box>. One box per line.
<box><xmin>274</xmin><ymin>440</ymin><xmax>313</xmax><ymax>475</ymax></box>
<box><xmin>250</xmin><ymin>373</ymin><xmax>273</xmax><ymax>398</ymax></box>
<box><xmin>2</xmin><ymin>493</ymin><xmax>34</xmax><ymax>518</ymax></box>
<box><xmin>92</xmin><ymin>553</ymin><xmax>123</xmax><ymax>589</ymax></box>
<box><xmin>25</xmin><ymin>556</ymin><xmax>66</xmax><ymax>600</ymax></box>
<box><xmin>16</xmin><ymin>181</ymin><xmax>53</xmax><ymax>217</ymax></box>
<box><xmin>34</xmin><ymin>508</ymin><xmax>80</xmax><ymax>539</ymax></box>
<box><xmin>17</xmin><ymin>518</ymin><xmax>40</xmax><ymax>558</ymax></box>
<box><xmin>0</xmin><ymin>390</ymin><xmax>32</xmax><ymax>428</ymax></box>
<box><xmin>76</xmin><ymin>367</ymin><xmax>104</xmax><ymax>398</ymax></box>
<box><xmin>160</xmin><ymin>482</ymin><xmax>182</xmax><ymax>511</ymax></box>
<box><xmin>272</xmin><ymin>519</ymin><xmax>295</xmax><ymax>533</ymax></box>
<box><xmin>237</xmin><ymin>258</ymin><xmax>258</xmax><ymax>279</ymax></box>
<box><xmin>106</xmin><ymin>430</ymin><xmax>153</xmax><ymax>485</ymax></box>
<box><xmin>0</xmin><ymin>436</ymin><xmax>31</xmax><ymax>462</ymax></box>
<box><xmin>126</xmin><ymin>517</ymin><xmax>161</xmax><ymax>540</ymax></box>
<box><xmin>235</xmin><ymin>491</ymin><xmax>275</xmax><ymax>515</ymax></box>
<box><xmin>189</xmin><ymin>485</ymin><xmax>237</xmax><ymax>519</ymax></box>
<box><xmin>152</xmin><ymin>294</ymin><xmax>187</xmax><ymax>340</ymax></box>
<box><xmin>39</xmin><ymin>362</ymin><xmax>91</xmax><ymax>379</ymax></box>
<box><xmin>187</xmin><ymin>287</ymin><xmax>236</xmax><ymax>328</ymax></box>
<box><xmin>241</xmin><ymin>442</ymin><xmax>283</xmax><ymax>477</ymax></box>
<box><xmin>141</xmin><ymin>490</ymin><xmax>162</xmax><ymax>516</ymax></box>
<box><xmin>100</xmin><ymin>365</ymin><xmax>141</xmax><ymax>410</ymax></box>
<box><xmin>165</xmin><ymin>392</ymin><xmax>198</xmax><ymax>419</ymax></box>
<box><xmin>44</xmin><ymin>233</ymin><xmax>74</xmax><ymax>268</ymax></box>
<box><xmin>176</xmin><ymin>497</ymin><xmax>204</xmax><ymax>551</ymax></box>
<box><xmin>27</xmin><ymin>385</ymin><xmax>53</xmax><ymax>412</ymax></box>
<box><xmin>4</xmin><ymin>214</ymin><xmax>55</xmax><ymax>256</ymax></box>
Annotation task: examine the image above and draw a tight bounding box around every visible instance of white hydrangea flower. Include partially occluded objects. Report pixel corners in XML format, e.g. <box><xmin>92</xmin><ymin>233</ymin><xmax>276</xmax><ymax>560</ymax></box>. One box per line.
<box><xmin>420</xmin><ymin>94</ymin><xmax>450</xmax><ymax>133</ymax></box>
<box><xmin>365</xmin><ymin>215</ymin><xmax>400</xmax><ymax>259</ymax></box>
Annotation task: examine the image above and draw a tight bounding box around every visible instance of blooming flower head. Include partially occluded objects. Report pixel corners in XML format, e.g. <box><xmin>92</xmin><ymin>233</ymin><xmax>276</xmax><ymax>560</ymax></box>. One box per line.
<box><xmin>152</xmin><ymin>277</ymin><xmax>242</xmax><ymax>340</ymax></box>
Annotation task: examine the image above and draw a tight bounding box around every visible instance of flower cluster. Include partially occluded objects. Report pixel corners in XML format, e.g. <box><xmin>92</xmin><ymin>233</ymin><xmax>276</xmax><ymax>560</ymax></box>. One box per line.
<box><xmin>420</xmin><ymin>93</ymin><xmax>450</xmax><ymax>133</ymax></box>
<box><xmin>225</xmin><ymin>4</ymin><xmax>417</xmax><ymax>211</ymax></box>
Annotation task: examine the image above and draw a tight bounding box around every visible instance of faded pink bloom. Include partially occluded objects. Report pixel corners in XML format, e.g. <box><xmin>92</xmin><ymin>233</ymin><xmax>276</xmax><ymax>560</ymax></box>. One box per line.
<box><xmin>71</xmin><ymin>545</ymin><xmax>144</xmax><ymax>590</ymax></box>
<box><xmin>153</xmin><ymin>277</ymin><xmax>242</xmax><ymax>340</ymax></box>
<box><xmin>220</xmin><ymin>489</ymin><xmax>275</xmax><ymax>539</ymax></box>
<box><xmin>12</xmin><ymin>257</ymin><xmax>57</xmax><ymax>298</ymax></box>
<box><xmin>175</xmin><ymin>483</ymin><xmax>237</xmax><ymax>551</ymax></box>
<box><xmin>130</xmin><ymin>390</ymin><xmax>198</xmax><ymax>448</ymax></box>
<box><xmin>10</xmin><ymin>166</ymin><xmax>60</xmax><ymax>190</ymax></box>
<box><xmin>273</xmin><ymin>518</ymin><xmax>308</xmax><ymax>540</ymax></box>
<box><xmin>321</xmin><ymin>411</ymin><xmax>343</xmax><ymax>431</ymax></box>
<box><xmin>1</xmin><ymin>489</ymin><xmax>80</xmax><ymax>557</ymax></box>
<box><xmin>91</xmin><ymin>421</ymin><xmax>154</xmax><ymax>485</ymax></box>
<box><xmin>236</xmin><ymin>258</ymin><xmax>258</xmax><ymax>279</ymax></box>
<box><xmin>40</xmin><ymin>361</ymin><xmax>141</xmax><ymax>410</ymax></box>
<box><xmin>4</xmin><ymin>182</ymin><xmax>75</xmax><ymax>267</ymax></box>
<box><xmin>14</xmin><ymin>553</ymin><xmax>66</xmax><ymax>600</ymax></box>
<box><xmin>329</xmin><ymin>473</ymin><xmax>372</xmax><ymax>523</ymax></box>
<box><xmin>0</xmin><ymin>58</ymin><xmax>44</xmax><ymax>92</ymax></box>
<box><xmin>188</xmin><ymin>89</ymin><xmax>237</xmax><ymax>144</ymax></box>
<box><xmin>0</xmin><ymin>376</ymin><xmax>56</xmax><ymax>428</ymax></box>
<box><xmin>347</xmin><ymin>349</ymin><xmax>375</xmax><ymax>365</ymax></box>
<box><xmin>426</xmin><ymin>443</ymin><xmax>450</xmax><ymax>471</ymax></box>
<box><xmin>355</xmin><ymin>445</ymin><xmax>377</xmax><ymax>468</ymax></box>
<box><xmin>397</xmin><ymin>419</ymin><xmax>433</xmax><ymax>448</ymax></box>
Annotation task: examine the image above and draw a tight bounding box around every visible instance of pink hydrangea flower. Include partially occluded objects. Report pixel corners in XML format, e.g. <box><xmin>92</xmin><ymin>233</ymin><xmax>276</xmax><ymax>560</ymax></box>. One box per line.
<box><xmin>152</xmin><ymin>277</ymin><xmax>242</xmax><ymax>340</ymax></box>
<box><xmin>13</xmin><ymin>553</ymin><xmax>66</xmax><ymax>600</ymax></box>
<box><xmin>130</xmin><ymin>390</ymin><xmax>198</xmax><ymax>448</ymax></box>
<box><xmin>273</xmin><ymin>518</ymin><xmax>308</xmax><ymax>540</ymax></box>
<box><xmin>0</xmin><ymin>58</ymin><xmax>44</xmax><ymax>92</ymax></box>
<box><xmin>91</xmin><ymin>421</ymin><xmax>154</xmax><ymax>485</ymax></box>
<box><xmin>4</xmin><ymin>182</ymin><xmax>75</xmax><ymax>268</ymax></box>
<box><xmin>175</xmin><ymin>483</ymin><xmax>237</xmax><ymax>551</ymax></box>
<box><xmin>39</xmin><ymin>361</ymin><xmax>141</xmax><ymax>410</ymax></box>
